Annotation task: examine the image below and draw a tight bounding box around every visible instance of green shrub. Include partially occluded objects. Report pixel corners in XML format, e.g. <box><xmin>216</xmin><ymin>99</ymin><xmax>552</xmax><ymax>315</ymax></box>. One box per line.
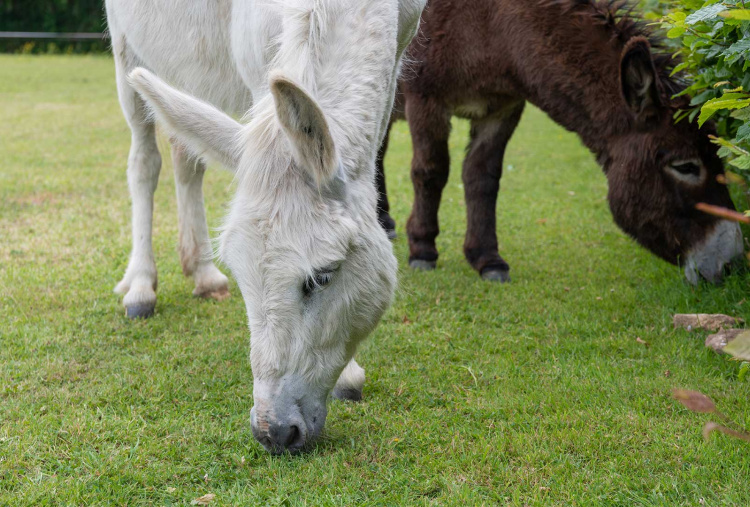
<box><xmin>657</xmin><ymin>1</ymin><xmax>750</xmax><ymax>176</ymax></box>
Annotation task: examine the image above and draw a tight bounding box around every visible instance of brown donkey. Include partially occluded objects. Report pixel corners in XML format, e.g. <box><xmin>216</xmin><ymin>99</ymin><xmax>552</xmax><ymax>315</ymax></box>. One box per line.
<box><xmin>376</xmin><ymin>0</ymin><xmax>744</xmax><ymax>284</ymax></box>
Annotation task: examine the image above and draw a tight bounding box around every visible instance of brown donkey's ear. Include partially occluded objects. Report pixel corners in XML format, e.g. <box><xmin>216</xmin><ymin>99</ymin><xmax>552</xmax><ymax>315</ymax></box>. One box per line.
<box><xmin>620</xmin><ymin>37</ymin><xmax>663</xmax><ymax>123</ymax></box>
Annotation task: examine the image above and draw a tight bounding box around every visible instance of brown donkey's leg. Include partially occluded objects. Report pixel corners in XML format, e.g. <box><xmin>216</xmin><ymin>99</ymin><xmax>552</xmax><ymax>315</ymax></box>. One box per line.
<box><xmin>462</xmin><ymin>101</ymin><xmax>525</xmax><ymax>281</ymax></box>
<box><xmin>375</xmin><ymin>120</ymin><xmax>397</xmax><ymax>239</ymax></box>
<box><xmin>405</xmin><ymin>97</ymin><xmax>452</xmax><ymax>270</ymax></box>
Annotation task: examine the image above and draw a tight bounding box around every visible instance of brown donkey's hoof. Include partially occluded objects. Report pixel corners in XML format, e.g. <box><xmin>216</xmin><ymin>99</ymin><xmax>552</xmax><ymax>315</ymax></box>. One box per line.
<box><xmin>378</xmin><ymin>212</ymin><xmax>397</xmax><ymax>241</ymax></box>
<box><xmin>481</xmin><ymin>268</ymin><xmax>510</xmax><ymax>283</ymax></box>
<box><xmin>409</xmin><ymin>259</ymin><xmax>437</xmax><ymax>271</ymax></box>
<box><xmin>126</xmin><ymin>303</ymin><xmax>155</xmax><ymax>319</ymax></box>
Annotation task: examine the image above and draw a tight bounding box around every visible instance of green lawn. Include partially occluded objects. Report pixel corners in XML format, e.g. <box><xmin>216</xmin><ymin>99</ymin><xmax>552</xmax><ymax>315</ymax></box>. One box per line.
<box><xmin>2</xmin><ymin>55</ymin><xmax>750</xmax><ymax>506</ymax></box>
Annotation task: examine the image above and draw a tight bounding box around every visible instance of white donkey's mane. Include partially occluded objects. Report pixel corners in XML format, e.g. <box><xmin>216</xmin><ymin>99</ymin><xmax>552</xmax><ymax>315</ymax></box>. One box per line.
<box><xmin>239</xmin><ymin>0</ymin><xmax>385</xmax><ymax>189</ymax></box>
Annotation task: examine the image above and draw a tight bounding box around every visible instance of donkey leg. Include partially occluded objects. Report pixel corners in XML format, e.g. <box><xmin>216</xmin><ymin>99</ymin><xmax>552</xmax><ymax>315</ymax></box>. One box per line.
<box><xmin>171</xmin><ymin>144</ymin><xmax>230</xmax><ymax>300</ymax></box>
<box><xmin>376</xmin><ymin>120</ymin><xmax>397</xmax><ymax>240</ymax></box>
<box><xmin>112</xmin><ymin>47</ymin><xmax>162</xmax><ymax>319</ymax></box>
<box><xmin>462</xmin><ymin>102</ymin><xmax>525</xmax><ymax>282</ymax></box>
<box><xmin>405</xmin><ymin>98</ymin><xmax>452</xmax><ymax>271</ymax></box>
<box><xmin>332</xmin><ymin>358</ymin><xmax>366</xmax><ymax>402</ymax></box>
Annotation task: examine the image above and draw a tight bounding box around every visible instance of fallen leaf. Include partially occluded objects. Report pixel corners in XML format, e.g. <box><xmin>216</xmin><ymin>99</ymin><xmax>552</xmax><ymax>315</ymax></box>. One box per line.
<box><xmin>402</xmin><ymin>315</ymin><xmax>412</xmax><ymax>325</ymax></box>
<box><xmin>192</xmin><ymin>493</ymin><xmax>216</xmax><ymax>506</ymax></box>
<box><xmin>703</xmin><ymin>422</ymin><xmax>722</xmax><ymax>441</ymax></box>
<box><xmin>723</xmin><ymin>330</ymin><xmax>750</xmax><ymax>360</ymax></box>
<box><xmin>166</xmin><ymin>487</ymin><xmax>176</xmax><ymax>494</ymax></box>
<box><xmin>705</xmin><ymin>329</ymin><xmax>745</xmax><ymax>354</ymax></box>
<box><xmin>536</xmin><ymin>218</ymin><xmax>548</xmax><ymax>224</ymax></box>
<box><xmin>673</xmin><ymin>314</ymin><xmax>742</xmax><ymax>331</ymax></box>
<box><xmin>702</xmin><ymin>422</ymin><xmax>750</xmax><ymax>442</ymax></box>
<box><xmin>673</xmin><ymin>389</ymin><xmax>716</xmax><ymax>414</ymax></box>
<box><xmin>636</xmin><ymin>337</ymin><xmax>649</xmax><ymax>347</ymax></box>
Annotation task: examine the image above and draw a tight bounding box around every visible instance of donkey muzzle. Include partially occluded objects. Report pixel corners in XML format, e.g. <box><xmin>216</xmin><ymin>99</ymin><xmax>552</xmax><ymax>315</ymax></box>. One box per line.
<box><xmin>684</xmin><ymin>220</ymin><xmax>744</xmax><ymax>284</ymax></box>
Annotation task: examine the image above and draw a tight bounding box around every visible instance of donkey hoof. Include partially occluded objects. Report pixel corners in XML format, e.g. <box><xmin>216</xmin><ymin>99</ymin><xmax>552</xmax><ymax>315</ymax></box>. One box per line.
<box><xmin>332</xmin><ymin>386</ymin><xmax>363</xmax><ymax>402</ymax></box>
<box><xmin>481</xmin><ymin>268</ymin><xmax>510</xmax><ymax>283</ymax></box>
<box><xmin>409</xmin><ymin>259</ymin><xmax>437</xmax><ymax>271</ymax></box>
<box><xmin>378</xmin><ymin>212</ymin><xmax>397</xmax><ymax>240</ymax></box>
<box><xmin>126</xmin><ymin>302</ymin><xmax>155</xmax><ymax>319</ymax></box>
<box><xmin>193</xmin><ymin>285</ymin><xmax>230</xmax><ymax>301</ymax></box>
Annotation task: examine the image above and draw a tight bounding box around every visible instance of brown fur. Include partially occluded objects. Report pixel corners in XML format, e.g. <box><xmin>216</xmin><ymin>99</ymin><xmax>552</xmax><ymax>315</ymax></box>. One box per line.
<box><xmin>376</xmin><ymin>0</ymin><xmax>736</xmax><ymax>277</ymax></box>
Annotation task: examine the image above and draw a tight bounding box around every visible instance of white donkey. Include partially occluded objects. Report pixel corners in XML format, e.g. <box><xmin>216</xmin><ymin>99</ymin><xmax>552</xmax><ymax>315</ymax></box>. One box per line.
<box><xmin>105</xmin><ymin>0</ymin><xmax>425</xmax><ymax>453</ymax></box>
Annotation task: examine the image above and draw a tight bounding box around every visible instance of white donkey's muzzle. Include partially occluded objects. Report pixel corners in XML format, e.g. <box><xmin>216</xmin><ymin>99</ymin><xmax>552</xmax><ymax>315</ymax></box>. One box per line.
<box><xmin>251</xmin><ymin>376</ymin><xmax>328</xmax><ymax>454</ymax></box>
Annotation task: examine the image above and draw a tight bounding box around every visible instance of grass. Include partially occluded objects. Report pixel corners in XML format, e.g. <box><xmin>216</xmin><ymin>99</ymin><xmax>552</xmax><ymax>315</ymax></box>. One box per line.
<box><xmin>1</xmin><ymin>55</ymin><xmax>750</xmax><ymax>506</ymax></box>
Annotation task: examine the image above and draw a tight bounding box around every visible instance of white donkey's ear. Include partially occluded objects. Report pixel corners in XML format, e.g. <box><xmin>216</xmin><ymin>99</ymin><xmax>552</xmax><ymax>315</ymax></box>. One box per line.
<box><xmin>128</xmin><ymin>68</ymin><xmax>242</xmax><ymax>171</ymax></box>
<box><xmin>269</xmin><ymin>72</ymin><xmax>338</xmax><ymax>185</ymax></box>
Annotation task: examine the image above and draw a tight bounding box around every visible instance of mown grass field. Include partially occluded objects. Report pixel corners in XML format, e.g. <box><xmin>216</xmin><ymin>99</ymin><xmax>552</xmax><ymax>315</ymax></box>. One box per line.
<box><xmin>2</xmin><ymin>55</ymin><xmax>750</xmax><ymax>505</ymax></box>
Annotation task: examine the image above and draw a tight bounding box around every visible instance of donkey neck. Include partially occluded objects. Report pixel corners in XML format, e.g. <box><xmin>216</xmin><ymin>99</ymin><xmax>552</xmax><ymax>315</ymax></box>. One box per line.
<box><xmin>501</xmin><ymin>2</ymin><xmax>644</xmax><ymax>160</ymax></box>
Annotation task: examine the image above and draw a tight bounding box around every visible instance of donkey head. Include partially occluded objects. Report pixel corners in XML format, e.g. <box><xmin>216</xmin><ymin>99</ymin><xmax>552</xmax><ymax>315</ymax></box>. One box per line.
<box><xmin>604</xmin><ymin>37</ymin><xmax>743</xmax><ymax>283</ymax></box>
<box><xmin>128</xmin><ymin>66</ymin><xmax>398</xmax><ymax>454</ymax></box>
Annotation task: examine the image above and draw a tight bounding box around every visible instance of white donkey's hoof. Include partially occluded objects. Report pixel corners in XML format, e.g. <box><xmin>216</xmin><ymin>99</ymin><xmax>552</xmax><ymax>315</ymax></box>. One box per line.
<box><xmin>123</xmin><ymin>288</ymin><xmax>157</xmax><ymax>319</ymax></box>
<box><xmin>193</xmin><ymin>264</ymin><xmax>230</xmax><ymax>301</ymax></box>
<box><xmin>117</xmin><ymin>276</ymin><xmax>158</xmax><ymax>320</ymax></box>
<box><xmin>126</xmin><ymin>302</ymin><xmax>156</xmax><ymax>319</ymax></box>
<box><xmin>333</xmin><ymin>359</ymin><xmax>366</xmax><ymax>403</ymax></box>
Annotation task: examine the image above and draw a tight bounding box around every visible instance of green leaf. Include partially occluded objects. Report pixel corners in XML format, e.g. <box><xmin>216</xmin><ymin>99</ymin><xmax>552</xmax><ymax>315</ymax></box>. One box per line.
<box><xmin>723</xmin><ymin>38</ymin><xmax>750</xmax><ymax>57</ymax></box>
<box><xmin>729</xmin><ymin>155</ymin><xmax>750</xmax><ymax>170</ymax></box>
<box><xmin>718</xmin><ymin>146</ymin><xmax>734</xmax><ymax>158</ymax></box>
<box><xmin>723</xmin><ymin>331</ymin><xmax>750</xmax><ymax>361</ymax></box>
<box><xmin>731</xmin><ymin>108</ymin><xmax>750</xmax><ymax>121</ymax></box>
<box><xmin>720</xmin><ymin>9</ymin><xmax>750</xmax><ymax>21</ymax></box>
<box><xmin>686</xmin><ymin>4</ymin><xmax>728</xmax><ymax>25</ymax></box>
<box><xmin>668</xmin><ymin>26</ymin><xmax>687</xmax><ymax>38</ymax></box>
<box><xmin>736</xmin><ymin>122</ymin><xmax>750</xmax><ymax>143</ymax></box>
<box><xmin>699</xmin><ymin>97</ymin><xmax>750</xmax><ymax>126</ymax></box>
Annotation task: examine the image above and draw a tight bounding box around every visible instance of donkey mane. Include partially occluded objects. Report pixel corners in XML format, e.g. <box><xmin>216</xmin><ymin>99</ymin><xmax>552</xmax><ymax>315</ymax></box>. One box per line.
<box><xmin>273</xmin><ymin>0</ymin><xmax>342</xmax><ymax>91</ymax></box>
<box><xmin>543</xmin><ymin>0</ymin><xmax>683</xmax><ymax>96</ymax></box>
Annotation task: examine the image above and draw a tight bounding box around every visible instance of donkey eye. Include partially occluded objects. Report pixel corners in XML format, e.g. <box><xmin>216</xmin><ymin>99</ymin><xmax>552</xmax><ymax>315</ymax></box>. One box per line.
<box><xmin>666</xmin><ymin>159</ymin><xmax>704</xmax><ymax>184</ymax></box>
<box><xmin>670</xmin><ymin>160</ymin><xmax>701</xmax><ymax>176</ymax></box>
<box><xmin>302</xmin><ymin>271</ymin><xmax>334</xmax><ymax>297</ymax></box>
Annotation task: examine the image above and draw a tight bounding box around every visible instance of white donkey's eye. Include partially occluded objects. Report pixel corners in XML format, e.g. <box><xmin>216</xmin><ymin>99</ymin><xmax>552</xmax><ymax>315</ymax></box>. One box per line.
<box><xmin>302</xmin><ymin>270</ymin><xmax>335</xmax><ymax>297</ymax></box>
<box><xmin>666</xmin><ymin>159</ymin><xmax>705</xmax><ymax>185</ymax></box>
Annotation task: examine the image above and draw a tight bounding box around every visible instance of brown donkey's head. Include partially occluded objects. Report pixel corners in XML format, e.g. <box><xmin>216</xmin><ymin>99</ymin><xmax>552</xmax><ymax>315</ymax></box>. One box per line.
<box><xmin>603</xmin><ymin>37</ymin><xmax>742</xmax><ymax>284</ymax></box>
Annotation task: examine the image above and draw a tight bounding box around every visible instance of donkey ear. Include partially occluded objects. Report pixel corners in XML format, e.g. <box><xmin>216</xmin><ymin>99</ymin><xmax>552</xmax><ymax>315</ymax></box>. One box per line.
<box><xmin>128</xmin><ymin>68</ymin><xmax>242</xmax><ymax>171</ymax></box>
<box><xmin>620</xmin><ymin>37</ymin><xmax>663</xmax><ymax>122</ymax></box>
<box><xmin>269</xmin><ymin>72</ymin><xmax>338</xmax><ymax>185</ymax></box>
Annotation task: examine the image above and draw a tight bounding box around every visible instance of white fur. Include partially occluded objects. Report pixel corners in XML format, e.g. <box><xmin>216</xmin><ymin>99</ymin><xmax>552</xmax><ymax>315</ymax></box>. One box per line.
<box><xmin>684</xmin><ymin>220</ymin><xmax>743</xmax><ymax>285</ymax></box>
<box><xmin>106</xmin><ymin>0</ymin><xmax>425</xmax><ymax>452</ymax></box>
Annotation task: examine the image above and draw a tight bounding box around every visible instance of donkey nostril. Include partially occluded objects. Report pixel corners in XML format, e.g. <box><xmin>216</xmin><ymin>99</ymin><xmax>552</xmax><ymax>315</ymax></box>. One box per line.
<box><xmin>285</xmin><ymin>425</ymin><xmax>301</xmax><ymax>448</ymax></box>
<box><xmin>266</xmin><ymin>423</ymin><xmax>304</xmax><ymax>452</ymax></box>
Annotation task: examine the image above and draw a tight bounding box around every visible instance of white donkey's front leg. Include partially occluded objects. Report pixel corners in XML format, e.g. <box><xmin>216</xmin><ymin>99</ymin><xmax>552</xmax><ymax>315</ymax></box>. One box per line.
<box><xmin>113</xmin><ymin>69</ymin><xmax>162</xmax><ymax>318</ymax></box>
<box><xmin>171</xmin><ymin>144</ymin><xmax>229</xmax><ymax>300</ymax></box>
<box><xmin>333</xmin><ymin>358</ymin><xmax>366</xmax><ymax>402</ymax></box>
